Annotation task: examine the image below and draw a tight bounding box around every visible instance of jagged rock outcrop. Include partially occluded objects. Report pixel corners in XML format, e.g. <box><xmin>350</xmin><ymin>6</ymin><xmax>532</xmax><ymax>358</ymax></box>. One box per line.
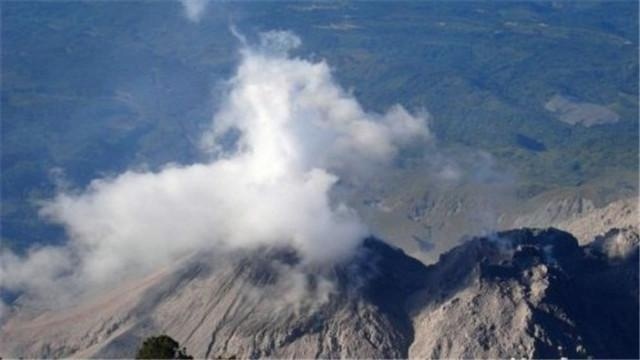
<box><xmin>1</xmin><ymin>229</ymin><xmax>638</xmax><ymax>359</ymax></box>
<box><xmin>409</xmin><ymin>228</ymin><xmax>639</xmax><ymax>359</ymax></box>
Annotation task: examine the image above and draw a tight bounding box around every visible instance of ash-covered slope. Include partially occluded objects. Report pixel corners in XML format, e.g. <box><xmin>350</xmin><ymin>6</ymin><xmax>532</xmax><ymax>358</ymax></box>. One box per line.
<box><xmin>0</xmin><ymin>238</ymin><xmax>429</xmax><ymax>359</ymax></box>
<box><xmin>513</xmin><ymin>197</ymin><xmax>638</xmax><ymax>245</ymax></box>
<box><xmin>1</xmin><ymin>229</ymin><xmax>638</xmax><ymax>359</ymax></box>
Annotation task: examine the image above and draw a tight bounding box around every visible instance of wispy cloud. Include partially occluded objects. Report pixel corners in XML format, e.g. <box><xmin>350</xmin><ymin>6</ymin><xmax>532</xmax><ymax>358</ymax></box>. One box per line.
<box><xmin>179</xmin><ymin>0</ymin><xmax>210</xmax><ymax>23</ymax></box>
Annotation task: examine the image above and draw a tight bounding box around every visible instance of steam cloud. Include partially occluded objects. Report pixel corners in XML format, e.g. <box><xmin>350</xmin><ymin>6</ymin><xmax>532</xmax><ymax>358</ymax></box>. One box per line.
<box><xmin>0</xmin><ymin>31</ymin><xmax>430</xmax><ymax>311</ymax></box>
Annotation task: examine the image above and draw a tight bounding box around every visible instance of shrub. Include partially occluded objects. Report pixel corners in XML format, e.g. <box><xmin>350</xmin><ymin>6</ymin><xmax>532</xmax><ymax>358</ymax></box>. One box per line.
<box><xmin>135</xmin><ymin>335</ymin><xmax>193</xmax><ymax>359</ymax></box>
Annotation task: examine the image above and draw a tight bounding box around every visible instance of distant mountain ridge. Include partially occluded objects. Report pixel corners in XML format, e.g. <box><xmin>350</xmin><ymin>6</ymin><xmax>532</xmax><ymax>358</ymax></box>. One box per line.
<box><xmin>1</xmin><ymin>225</ymin><xmax>637</xmax><ymax>358</ymax></box>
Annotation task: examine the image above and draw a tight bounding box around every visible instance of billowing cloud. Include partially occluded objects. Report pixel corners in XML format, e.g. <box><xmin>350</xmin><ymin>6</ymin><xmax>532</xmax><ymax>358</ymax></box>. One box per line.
<box><xmin>179</xmin><ymin>0</ymin><xmax>210</xmax><ymax>22</ymax></box>
<box><xmin>0</xmin><ymin>31</ymin><xmax>430</xmax><ymax>310</ymax></box>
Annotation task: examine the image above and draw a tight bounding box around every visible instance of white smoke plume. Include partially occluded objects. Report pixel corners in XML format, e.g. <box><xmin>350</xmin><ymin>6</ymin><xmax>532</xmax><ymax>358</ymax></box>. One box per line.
<box><xmin>0</xmin><ymin>31</ymin><xmax>430</xmax><ymax>310</ymax></box>
<box><xmin>179</xmin><ymin>0</ymin><xmax>210</xmax><ymax>22</ymax></box>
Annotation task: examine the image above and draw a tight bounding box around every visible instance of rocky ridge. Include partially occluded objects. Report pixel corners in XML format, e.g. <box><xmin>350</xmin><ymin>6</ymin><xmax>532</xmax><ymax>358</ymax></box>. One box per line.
<box><xmin>1</xmin><ymin>226</ymin><xmax>637</xmax><ymax>359</ymax></box>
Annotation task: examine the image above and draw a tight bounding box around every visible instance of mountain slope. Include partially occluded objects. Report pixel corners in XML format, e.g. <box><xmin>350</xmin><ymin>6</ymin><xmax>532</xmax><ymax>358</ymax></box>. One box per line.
<box><xmin>1</xmin><ymin>229</ymin><xmax>637</xmax><ymax>358</ymax></box>
<box><xmin>513</xmin><ymin>197</ymin><xmax>637</xmax><ymax>244</ymax></box>
<box><xmin>0</xmin><ymin>239</ymin><xmax>429</xmax><ymax>359</ymax></box>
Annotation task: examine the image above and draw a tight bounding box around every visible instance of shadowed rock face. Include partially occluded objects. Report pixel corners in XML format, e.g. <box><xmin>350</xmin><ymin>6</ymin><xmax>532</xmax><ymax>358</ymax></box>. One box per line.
<box><xmin>410</xmin><ymin>228</ymin><xmax>639</xmax><ymax>359</ymax></box>
<box><xmin>1</xmin><ymin>229</ymin><xmax>638</xmax><ymax>359</ymax></box>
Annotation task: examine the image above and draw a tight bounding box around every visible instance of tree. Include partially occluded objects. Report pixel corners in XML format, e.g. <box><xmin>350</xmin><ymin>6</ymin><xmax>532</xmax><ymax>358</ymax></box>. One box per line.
<box><xmin>135</xmin><ymin>335</ymin><xmax>193</xmax><ymax>359</ymax></box>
